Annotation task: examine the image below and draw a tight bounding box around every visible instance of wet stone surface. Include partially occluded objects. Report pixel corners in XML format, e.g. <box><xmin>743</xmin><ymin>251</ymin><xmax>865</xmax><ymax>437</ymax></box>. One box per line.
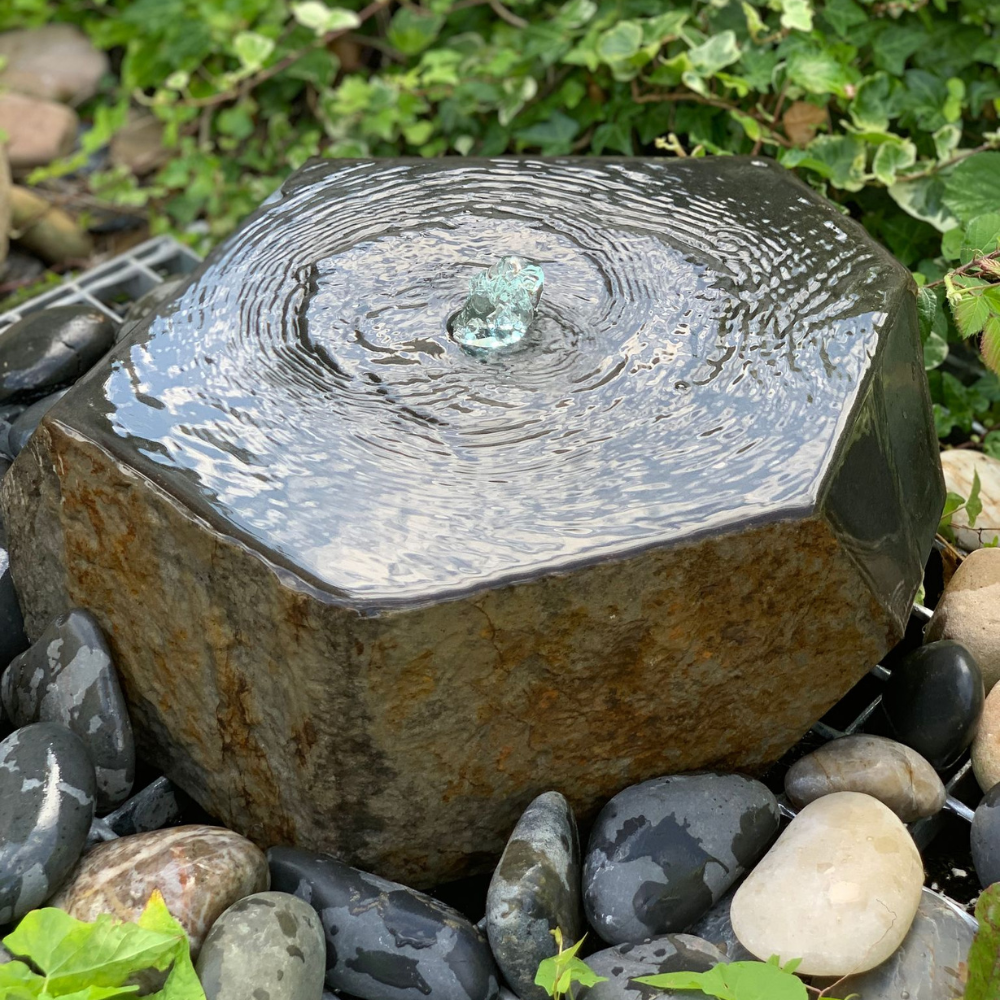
<box><xmin>2</xmin><ymin>608</ymin><xmax>134</xmax><ymax>812</ymax></box>
<box><xmin>578</xmin><ymin>935</ymin><xmax>726</xmax><ymax>1000</ymax></box>
<box><xmin>102</xmin><ymin>774</ymin><xmax>182</xmax><ymax>837</ymax></box>
<box><xmin>196</xmin><ymin>890</ymin><xmax>326</xmax><ymax>1000</ymax></box>
<box><xmin>51</xmin><ymin>824</ymin><xmax>269</xmax><ymax>956</ymax></box>
<box><xmin>876</xmin><ymin>640</ymin><xmax>985</xmax><ymax>770</ymax></box>
<box><xmin>0</xmin><ymin>544</ymin><xmax>28</xmax><ymax>670</ymax></box>
<box><xmin>268</xmin><ymin>846</ymin><xmax>499</xmax><ymax>1000</ymax></box>
<box><xmin>486</xmin><ymin>791</ymin><xmax>581</xmax><ymax>1000</ymax></box>
<box><xmin>821</xmin><ymin>888</ymin><xmax>976</xmax><ymax>1000</ymax></box>
<box><xmin>2</xmin><ymin>157</ymin><xmax>944</xmax><ymax>884</ymax></box>
<box><xmin>582</xmin><ymin>773</ymin><xmax>780</xmax><ymax>944</ymax></box>
<box><xmin>784</xmin><ymin>734</ymin><xmax>946</xmax><ymax>821</ymax></box>
<box><xmin>0</xmin><ymin>305</ymin><xmax>114</xmax><ymax>405</ymax></box>
<box><xmin>972</xmin><ymin>783</ymin><xmax>1000</xmax><ymax>888</ymax></box>
<box><xmin>0</xmin><ymin>722</ymin><xmax>96</xmax><ymax>925</ymax></box>
<box><xmin>683</xmin><ymin>888</ymin><xmax>754</xmax><ymax>963</ymax></box>
<box><xmin>7</xmin><ymin>388</ymin><xmax>67</xmax><ymax>457</ymax></box>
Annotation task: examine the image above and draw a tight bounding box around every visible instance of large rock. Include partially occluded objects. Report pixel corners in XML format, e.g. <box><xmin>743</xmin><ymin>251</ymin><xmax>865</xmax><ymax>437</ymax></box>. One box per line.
<box><xmin>0</xmin><ymin>157</ymin><xmax>943</xmax><ymax>885</ymax></box>
<box><xmin>0</xmin><ymin>92</ymin><xmax>77</xmax><ymax>171</ymax></box>
<box><xmin>0</xmin><ymin>25</ymin><xmax>109</xmax><ymax>106</ymax></box>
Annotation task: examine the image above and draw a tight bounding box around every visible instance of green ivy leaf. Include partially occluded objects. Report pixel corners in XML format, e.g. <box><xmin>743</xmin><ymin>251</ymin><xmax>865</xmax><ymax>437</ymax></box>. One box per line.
<box><xmin>687</xmin><ymin>31</ymin><xmax>740</xmax><ymax>76</ymax></box>
<box><xmin>786</xmin><ymin>47</ymin><xmax>857</xmax><ymax>98</ymax></box>
<box><xmin>961</xmin><ymin>213</ymin><xmax>1000</xmax><ymax>263</ymax></box>
<box><xmin>232</xmin><ymin>31</ymin><xmax>274</xmax><ymax>71</ymax></box>
<box><xmin>966</xmin><ymin>881</ymin><xmax>1000</xmax><ymax>999</ymax></box>
<box><xmin>774</xmin><ymin>0</ymin><xmax>813</xmax><ymax>32</ymax></box>
<box><xmin>597</xmin><ymin>21</ymin><xmax>643</xmax><ymax>61</ymax></box>
<box><xmin>889</xmin><ymin>175</ymin><xmax>959</xmax><ymax>232</ymax></box>
<box><xmin>290</xmin><ymin>2</ymin><xmax>360</xmax><ymax>35</ymax></box>
<box><xmin>388</xmin><ymin>8</ymin><xmax>445</xmax><ymax>56</ymax></box>
<box><xmin>821</xmin><ymin>0</ymin><xmax>866</xmax><ymax>36</ymax></box>
<box><xmin>782</xmin><ymin>135</ymin><xmax>866</xmax><ymax>190</ymax></box>
<box><xmin>944</xmin><ymin>152</ymin><xmax>1000</xmax><ymax>224</ymax></box>
<box><xmin>873</xmin><ymin>139</ymin><xmax>916</xmax><ymax>185</ymax></box>
<box><xmin>849</xmin><ymin>72</ymin><xmax>900</xmax><ymax>131</ymax></box>
<box><xmin>967</xmin><ymin>468</ymin><xmax>984</xmax><ymax>527</ymax></box>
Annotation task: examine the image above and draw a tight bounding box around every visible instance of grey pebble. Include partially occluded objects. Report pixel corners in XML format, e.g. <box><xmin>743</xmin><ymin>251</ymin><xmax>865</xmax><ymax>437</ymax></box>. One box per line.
<box><xmin>583</xmin><ymin>774</ymin><xmax>779</xmax><ymax>944</ymax></box>
<box><xmin>0</xmin><ymin>722</ymin><xmax>96</xmax><ymax>924</ymax></box>
<box><xmin>578</xmin><ymin>935</ymin><xmax>727</xmax><ymax>1000</ymax></box>
<box><xmin>682</xmin><ymin>888</ymin><xmax>754</xmax><ymax>963</ymax></box>
<box><xmin>815</xmin><ymin>888</ymin><xmax>976</xmax><ymax>1000</ymax></box>
<box><xmin>972</xmin><ymin>783</ymin><xmax>1000</xmax><ymax>888</ymax></box>
<box><xmin>0</xmin><ymin>545</ymin><xmax>28</xmax><ymax>672</ymax></box>
<box><xmin>7</xmin><ymin>388</ymin><xmax>69</xmax><ymax>457</ymax></box>
<box><xmin>269</xmin><ymin>846</ymin><xmax>499</xmax><ymax>1000</ymax></box>
<box><xmin>487</xmin><ymin>791</ymin><xmax>582</xmax><ymax>1000</ymax></box>
<box><xmin>104</xmin><ymin>774</ymin><xmax>182</xmax><ymax>836</ymax></box>
<box><xmin>0</xmin><ymin>305</ymin><xmax>115</xmax><ymax>405</ymax></box>
<box><xmin>196</xmin><ymin>890</ymin><xmax>326</xmax><ymax>1000</ymax></box>
<box><xmin>2</xmin><ymin>608</ymin><xmax>134</xmax><ymax>812</ymax></box>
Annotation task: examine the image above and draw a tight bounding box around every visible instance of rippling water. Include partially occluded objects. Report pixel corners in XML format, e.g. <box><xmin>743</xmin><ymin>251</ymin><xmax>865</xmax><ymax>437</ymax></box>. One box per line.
<box><xmin>70</xmin><ymin>158</ymin><xmax>903</xmax><ymax>605</ymax></box>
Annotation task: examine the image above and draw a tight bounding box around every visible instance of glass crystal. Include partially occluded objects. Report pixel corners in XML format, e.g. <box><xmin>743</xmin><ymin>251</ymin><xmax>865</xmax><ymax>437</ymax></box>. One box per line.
<box><xmin>450</xmin><ymin>255</ymin><xmax>544</xmax><ymax>354</ymax></box>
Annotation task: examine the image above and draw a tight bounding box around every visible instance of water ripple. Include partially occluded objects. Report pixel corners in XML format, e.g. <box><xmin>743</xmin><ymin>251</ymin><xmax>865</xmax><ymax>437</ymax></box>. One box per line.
<box><xmin>79</xmin><ymin>157</ymin><xmax>904</xmax><ymax>605</ymax></box>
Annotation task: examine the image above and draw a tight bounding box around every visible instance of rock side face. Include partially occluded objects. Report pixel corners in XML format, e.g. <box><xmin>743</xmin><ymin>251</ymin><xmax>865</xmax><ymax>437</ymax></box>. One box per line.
<box><xmin>1</xmin><ymin>157</ymin><xmax>943</xmax><ymax>886</ymax></box>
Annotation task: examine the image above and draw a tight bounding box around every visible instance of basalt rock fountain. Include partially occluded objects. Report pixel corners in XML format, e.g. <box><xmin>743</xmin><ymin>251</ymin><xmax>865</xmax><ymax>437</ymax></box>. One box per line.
<box><xmin>0</xmin><ymin>157</ymin><xmax>944</xmax><ymax>886</ymax></box>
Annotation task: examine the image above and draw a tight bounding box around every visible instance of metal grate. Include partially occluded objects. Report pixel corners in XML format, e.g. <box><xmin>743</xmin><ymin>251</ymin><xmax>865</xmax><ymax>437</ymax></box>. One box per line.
<box><xmin>0</xmin><ymin>237</ymin><xmax>201</xmax><ymax>333</ymax></box>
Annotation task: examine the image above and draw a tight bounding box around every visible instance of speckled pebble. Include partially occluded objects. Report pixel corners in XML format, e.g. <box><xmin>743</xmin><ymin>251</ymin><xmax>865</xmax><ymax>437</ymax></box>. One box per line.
<box><xmin>0</xmin><ymin>722</ymin><xmax>96</xmax><ymax>924</ymax></box>
<box><xmin>196</xmin><ymin>891</ymin><xmax>326</xmax><ymax>1000</ymax></box>
<box><xmin>577</xmin><ymin>935</ymin><xmax>727</xmax><ymax>1000</ymax></box>
<box><xmin>487</xmin><ymin>791</ymin><xmax>581</xmax><ymax>1000</ymax></box>
<box><xmin>51</xmin><ymin>824</ymin><xmax>269</xmax><ymax>956</ymax></box>
<box><xmin>683</xmin><ymin>888</ymin><xmax>754</xmax><ymax>963</ymax></box>
<box><xmin>784</xmin><ymin>734</ymin><xmax>945</xmax><ymax>821</ymax></box>
<box><xmin>582</xmin><ymin>773</ymin><xmax>780</xmax><ymax>944</ymax></box>
<box><xmin>2</xmin><ymin>608</ymin><xmax>134</xmax><ymax>812</ymax></box>
<box><xmin>816</xmin><ymin>888</ymin><xmax>976</xmax><ymax>1000</ymax></box>
<box><xmin>269</xmin><ymin>846</ymin><xmax>499</xmax><ymax>1000</ymax></box>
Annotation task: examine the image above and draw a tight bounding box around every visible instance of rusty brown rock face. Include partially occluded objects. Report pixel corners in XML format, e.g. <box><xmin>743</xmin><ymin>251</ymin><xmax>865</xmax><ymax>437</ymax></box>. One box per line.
<box><xmin>1</xmin><ymin>158</ymin><xmax>943</xmax><ymax>886</ymax></box>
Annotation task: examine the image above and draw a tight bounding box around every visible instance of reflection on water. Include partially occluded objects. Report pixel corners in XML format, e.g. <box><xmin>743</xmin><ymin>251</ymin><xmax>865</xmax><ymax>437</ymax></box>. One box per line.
<box><xmin>69</xmin><ymin>157</ymin><xmax>900</xmax><ymax>605</ymax></box>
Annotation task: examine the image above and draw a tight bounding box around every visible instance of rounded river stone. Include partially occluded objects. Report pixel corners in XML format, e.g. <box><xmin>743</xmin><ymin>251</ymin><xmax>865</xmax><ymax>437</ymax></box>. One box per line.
<box><xmin>50</xmin><ymin>824</ymin><xmax>269</xmax><ymax>956</ymax></box>
<box><xmin>0</xmin><ymin>543</ymin><xmax>29</xmax><ymax>670</ymax></box>
<box><xmin>817</xmin><ymin>888</ymin><xmax>976</xmax><ymax>1000</ymax></box>
<box><xmin>0</xmin><ymin>722</ymin><xmax>96</xmax><ymax>924</ymax></box>
<box><xmin>731</xmin><ymin>791</ymin><xmax>924</xmax><ymax>977</ymax></box>
<box><xmin>577</xmin><ymin>935</ymin><xmax>726</xmax><ymax>1000</ymax></box>
<box><xmin>683</xmin><ymin>888</ymin><xmax>754</xmax><ymax>963</ymax></box>
<box><xmin>972</xmin><ymin>783</ymin><xmax>1000</xmax><ymax>887</ymax></box>
<box><xmin>196</xmin><ymin>890</ymin><xmax>326</xmax><ymax>1000</ymax></box>
<box><xmin>972</xmin><ymin>679</ymin><xmax>1000</xmax><ymax>793</ymax></box>
<box><xmin>7</xmin><ymin>388</ymin><xmax>68</xmax><ymax>457</ymax></box>
<box><xmin>784</xmin><ymin>734</ymin><xmax>946</xmax><ymax>821</ymax></box>
<box><xmin>268</xmin><ymin>846</ymin><xmax>499</xmax><ymax>1000</ymax></box>
<box><xmin>0</xmin><ymin>305</ymin><xmax>114</xmax><ymax>405</ymax></box>
<box><xmin>486</xmin><ymin>791</ymin><xmax>581</xmax><ymax>1000</ymax></box>
<box><xmin>2</xmin><ymin>607</ymin><xmax>135</xmax><ymax>812</ymax></box>
<box><xmin>877</xmin><ymin>640</ymin><xmax>984</xmax><ymax>770</ymax></box>
<box><xmin>582</xmin><ymin>773</ymin><xmax>780</xmax><ymax>944</ymax></box>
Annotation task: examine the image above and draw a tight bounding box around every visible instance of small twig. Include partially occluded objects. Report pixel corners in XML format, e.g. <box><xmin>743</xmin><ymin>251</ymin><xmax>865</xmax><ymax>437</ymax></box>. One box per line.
<box><xmin>488</xmin><ymin>0</ymin><xmax>528</xmax><ymax>28</ymax></box>
<box><xmin>175</xmin><ymin>0</ymin><xmax>393</xmax><ymax>109</ymax></box>
<box><xmin>925</xmin><ymin>249</ymin><xmax>1000</xmax><ymax>289</ymax></box>
<box><xmin>897</xmin><ymin>141</ymin><xmax>997</xmax><ymax>182</ymax></box>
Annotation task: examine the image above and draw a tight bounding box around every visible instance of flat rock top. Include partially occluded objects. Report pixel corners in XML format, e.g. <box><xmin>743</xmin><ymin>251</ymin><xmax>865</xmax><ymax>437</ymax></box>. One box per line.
<box><xmin>53</xmin><ymin>158</ymin><xmax>906</xmax><ymax>605</ymax></box>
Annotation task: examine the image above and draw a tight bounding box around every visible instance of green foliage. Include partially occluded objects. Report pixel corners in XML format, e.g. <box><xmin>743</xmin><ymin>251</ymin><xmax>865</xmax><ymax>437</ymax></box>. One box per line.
<box><xmin>967</xmin><ymin>882</ymin><xmax>1000</xmax><ymax>1000</ymax></box>
<box><xmin>535</xmin><ymin>930</ymin><xmax>607</xmax><ymax>1000</ymax></box>
<box><xmin>635</xmin><ymin>956</ymin><xmax>852</xmax><ymax>1000</ymax></box>
<box><xmin>939</xmin><ymin>466</ymin><xmax>982</xmax><ymax>536</ymax></box>
<box><xmin>9</xmin><ymin>0</ymin><xmax>1000</xmax><ymax>432</ymax></box>
<box><xmin>0</xmin><ymin>891</ymin><xmax>206</xmax><ymax>1000</ymax></box>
